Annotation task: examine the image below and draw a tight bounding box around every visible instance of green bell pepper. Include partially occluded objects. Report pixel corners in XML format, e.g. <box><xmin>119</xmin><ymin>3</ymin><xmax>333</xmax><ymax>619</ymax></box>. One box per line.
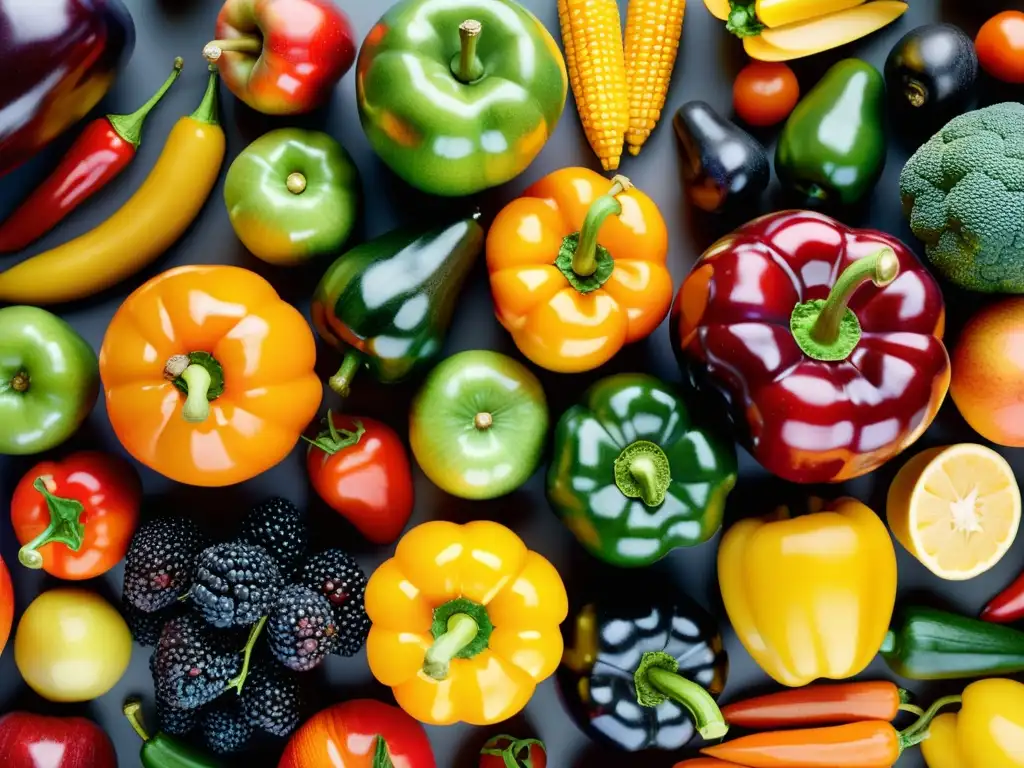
<box><xmin>0</xmin><ymin>306</ymin><xmax>98</xmax><ymax>455</ymax></box>
<box><xmin>124</xmin><ymin>699</ymin><xmax>222</xmax><ymax>768</ymax></box>
<box><xmin>881</xmin><ymin>605</ymin><xmax>1024</xmax><ymax>680</ymax></box>
<box><xmin>547</xmin><ymin>374</ymin><xmax>737</xmax><ymax>568</ymax></box>
<box><xmin>312</xmin><ymin>213</ymin><xmax>484</xmax><ymax>397</ymax></box>
<box><xmin>775</xmin><ymin>58</ymin><xmax>886</xmax><ymax>207</ymax></box>
<box><xmin>356</xmin><ymin>0</ymin><xmax>567</xmax><ymax>197</ymax></box>
<box><xmin>224</xmin><ymin>128</ymin><xmax>361</xmax><ymax>266</ymax></box>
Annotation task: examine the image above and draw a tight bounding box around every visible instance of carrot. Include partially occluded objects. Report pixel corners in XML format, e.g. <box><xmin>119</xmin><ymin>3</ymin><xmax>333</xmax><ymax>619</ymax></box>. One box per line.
<box><xmin>721</xmin><ymin>682</ymin><xmax>921</xmax><ymax>728</ymax></box>
<box><xmin>674</xmin><ymin>760</ymin><xmax>748</xmax><ymax>767</ymax></box>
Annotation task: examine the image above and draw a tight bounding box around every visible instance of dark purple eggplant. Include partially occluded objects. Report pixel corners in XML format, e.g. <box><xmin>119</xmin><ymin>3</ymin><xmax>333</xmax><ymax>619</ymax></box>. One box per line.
<box><xmin>0</xmin><ymin>0</ymin><xmax>135</xmax><ymax>177</ymax></box>
<box><xmin>673</xmin><ymin>101</ymin><xmax>769</xmax><ymax>214</ymax></box>
<box><xmin>885</xmin><ymin>24</ymin><xmax>977</xmax><ymax>126</ymax></box>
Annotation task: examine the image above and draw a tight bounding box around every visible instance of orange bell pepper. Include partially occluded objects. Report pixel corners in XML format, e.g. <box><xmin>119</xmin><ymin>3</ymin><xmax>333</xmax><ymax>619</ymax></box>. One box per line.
<box><xmin>365</xmin><ymin>520</ymin><xmax>568</xmax><ymax>726</ymax></box>
<box><xmin>486</xmin><ymin>167</ymin><xmax>672</xmax><ymax>373</ymax></box>
<box><xmin>99</xmin><ymin>265</ymin><xmax>322</xmax><ymax>487</ymax></box>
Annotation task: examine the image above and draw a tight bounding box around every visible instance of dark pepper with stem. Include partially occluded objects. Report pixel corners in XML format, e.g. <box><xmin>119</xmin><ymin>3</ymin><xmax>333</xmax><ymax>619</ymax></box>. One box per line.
<box><xmin>124</xmin><ymin>699</ymin><xmax>223</xmax><ymax>768</ymax></box>
<box><xmin>558</xmin><ymin>589</ymin><xmax>728</xmax><ymax>753</ymax></box>
<box><xmin>884</xmin><ymin>24</ymin><xmax>977</xmax><ymax>127</ymax></box>
<box><xmin>0</xmin><ymin>58</ymin><xmax>183</xmax><ymax>253</ymax></box>
<box><xmin>312</xmin><ymin>214</ymin><xmax>484</xmax><ymax>397</ymax></box>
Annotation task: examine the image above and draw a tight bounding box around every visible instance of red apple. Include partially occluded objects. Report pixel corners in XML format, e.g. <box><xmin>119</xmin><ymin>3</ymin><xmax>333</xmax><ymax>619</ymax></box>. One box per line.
<box><xmin>0</xmin><ymin>713</ymin><xmax>116</xmax><ymax>768</ymax></box>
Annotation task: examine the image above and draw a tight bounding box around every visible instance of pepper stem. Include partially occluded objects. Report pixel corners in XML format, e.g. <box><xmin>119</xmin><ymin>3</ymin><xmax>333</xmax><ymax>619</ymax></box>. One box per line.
<box><xmin>481</xmin><ymin>737</ymin><xmax>546</xmax><ymax>768</ymax></box>
<box><xmin>898</xmin><ymin>694</ymin><xmax>963</xmax><ymax>751</ymax></box>
<box><xmin>181</xmin><ymin>365</ymin><xmax>213</xmax><ymax>423</ymax></box>
<box><xmin>899</xmin><ymin>703</ymin><xmax>925</xmax><ymax>718</ymax></box>
<box><xmin>630</xmin><ymin>457</ymin><xmax>661</xmax><ymax>506</ymax></box>
<box><xmin>453</xmin><ymin>20</ymin><xmax>485</xmax><ymax>83</ymax></box>
<box><xmin>572</xmin><ymin>176</ymin><xmax>632</xmax><ymax>277</ymax></box>
<box><xmin>424</xmin><ymin>613</ymin><xmax>479</xmax><ymax>681</ymax></box>
<box><xmin>905</xmin><ymin>81</ymin><xmax>927</xmax><ymax>108</ymax></box>
<box><xmin>330</xmin><ymin>350</ymin><xmax>363</xmax><ymax>397</ymax></box>
<box><xmin>813</xmin><ymin>248</ymin><xmax>900</xmax><ymax>344</ymax></box>
<box><xmin>203</xmin><ymin>36</ymin><xmax>263</xmax><ymax>62</ymax></box>
<box><xmin>475</xmin><ymin>412</ymin><xmax>493</xmax><ymax>430</ymax></box>
<box><xmin>17</xmin><ymin>477</ymin><xmax>86</xmax><ymax>569</ymax></box>
<box><xmin>614</xmin><ymin>440</ymin><xmax>671</xmax><ymax>508</ymax></box>
<box><xmin>286</xmin><ymin>172</ymin><xmax>307</xmax><ymax>194</ymax></box>
<box><xmin>108</xmin><ymin>57</ymin><xmax>183</xmax><ymax>149</ymax></box>
<box><xmin>226</xmin><ymin>616</ymin><xmax>267</xmax><ymax>694</ymax></box>
<box><xmin>10</xmin><ymin>371</ymin><xmax>29</xmax><ymax>393</ymax></box>
<box><xmin>634</xmin><ymin>651</ymin><xmax>728</xmax><ymax>740</ymax></box>
<box><xmin>189</xmin><ymin>65</ymin><xmax>221</xmax><ymax>126</ymax></box>
<box><xmin>303</xmin><ymin>413</ymin><xmax>366</xmax><ymax>455</ymax></box>
<box><xmin>123</xmin><ymin>698</ymin><xmax>152</xmax><ymax>743</ymax></box>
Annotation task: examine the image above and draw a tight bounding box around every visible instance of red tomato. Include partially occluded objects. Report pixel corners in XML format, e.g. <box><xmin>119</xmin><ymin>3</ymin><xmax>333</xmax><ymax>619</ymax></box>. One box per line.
<box><xmin>306</xmin><ymin>413</ymin><xmax>414</xmax><ymax>544</ymax></box>
<box><xmin>279</xmin><ymin>699</ymin><xmax>435</xmax><ymax>768</ymax></box>
<box><xmin>733</xmin><ymin>61</ymin><xmax>800</xmax><ymax>127</ymax></box>
<box><xmin>0</xmin><ymin>556</ymin><xmax>12</xmax><ymax>658</ymax></box>
<box><xmin>480</xmin><ymin>736</ymin><xmax>547</xmax><ymax>768</ymax></box>
<box><xmin>11</xmin><ymin>451</ymin><xmax>141</xmax><ymax>580</ymax></box>
<box><xmin>976</xmin><ymin>11</ymin><xmax>1024</xmax><ymax>83</ymax></box>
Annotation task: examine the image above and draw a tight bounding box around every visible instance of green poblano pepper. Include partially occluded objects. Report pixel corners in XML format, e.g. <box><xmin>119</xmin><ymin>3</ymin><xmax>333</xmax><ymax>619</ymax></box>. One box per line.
<box><xmin>547</xmin><ymin>373</ymin><xmax>737</xmax><ymax>568</ymax></box>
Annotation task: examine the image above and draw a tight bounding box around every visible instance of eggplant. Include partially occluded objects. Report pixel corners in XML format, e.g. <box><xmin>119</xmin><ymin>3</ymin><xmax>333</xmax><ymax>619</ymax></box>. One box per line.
<box><xmin>673</xmin><ymin>101</ymin><xmax>769</xmax><ymax>214</ymax></box>
<box><xmin>0</xmin><ymin>0</ymin><xmax>135</xmax><ymax>177</ymax></box>
<box><xmin>885</xmin><ymin>24</ymin><xmax>977</xmax><ymax>125</ymax></box>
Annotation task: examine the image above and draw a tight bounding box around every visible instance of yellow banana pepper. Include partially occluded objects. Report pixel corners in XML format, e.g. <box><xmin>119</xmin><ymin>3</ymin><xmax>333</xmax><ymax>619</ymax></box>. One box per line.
<box><xmin>717</xmin><ymin>498</ymin><xmax>897</xmax><ymax>687</ymax></box>
<box><xmin>922</xmin><ymin>679</ymin><xmax>1024</xmax><ymax>768</ymax></box>
<box><xmin>365</xmin><ymin>520</ymin><xmax>568</xmax><ymax>726</ymax></box>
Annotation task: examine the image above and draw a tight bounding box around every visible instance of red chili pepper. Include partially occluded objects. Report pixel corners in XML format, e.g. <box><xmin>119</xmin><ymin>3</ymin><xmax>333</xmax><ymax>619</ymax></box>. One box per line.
<box><xmin>305</xmin><ymin>412</ymin><xmax>415</xmax><ymax>544</ymax></box>
<box><xmin>721</xmin><ymin>682</ymin><xmax>922</xmax><ymax>729</ymax></box>
<box><xmin>480</xmin><ymin>735</ymin><xmax>547</xmax><ymax>768</ymax></box>
<box><xmin>0</xmin><ymin>58</ymin><xmax>183</xmax><ymax>253</ymax></box>
<box><xmin>981</xmin><ymin>571</ymin><xmax>1024</xmax><ymax>623</ymax></box>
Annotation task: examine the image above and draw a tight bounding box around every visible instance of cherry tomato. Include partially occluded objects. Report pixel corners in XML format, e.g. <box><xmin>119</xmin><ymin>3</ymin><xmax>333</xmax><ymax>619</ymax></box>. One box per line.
<box><xmin>480</xmin><ymin>736</ymin><xmax>547</xmax><ymax>768</ymax></box>
<box><xmin>15</xmin><ymin>588</ymin><xmax>132</xmax><ymax>702</ymax></box>
<box><xmin>733</xmin><ymin>61</ymin><xmax>801</xmax><ymax>127</ymax></box>
<box><xmin>306</xmin><ymin>413</ymin><xmax>414</xmax><ymax>544</ymax></box>
<box><xmin>11</xmin><ymin>451</ymin><xmax>141</xmax><ymax>580</ymax></box>
<box><xmin>976</xmin><ymin>11</ymin><xmax>1024</xmax><ymax>83</ymax></box>
<box><xmin>0</xmin><ymin>556</ymin><xmax>12</xmax><ymax>658</ymax></box>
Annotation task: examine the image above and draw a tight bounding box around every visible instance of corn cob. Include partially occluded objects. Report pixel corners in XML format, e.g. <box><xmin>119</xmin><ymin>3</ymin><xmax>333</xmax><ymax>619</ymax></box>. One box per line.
<box><xmin>625</xmin><ymin>0</ymin><xmax>685</xmax><ymax>156</ymax></box>
<box><xmin>559</xmin><ymin>0</ymin><xmax>629</xmax><ymax>171</ymax></box>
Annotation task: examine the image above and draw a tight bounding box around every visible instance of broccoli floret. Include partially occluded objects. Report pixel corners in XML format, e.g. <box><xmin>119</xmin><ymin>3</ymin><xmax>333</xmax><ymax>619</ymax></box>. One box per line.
<box><xmin>900</xmin><ymin>102</ymin><xmax>1024</xmax><ymax>293</ymax></box>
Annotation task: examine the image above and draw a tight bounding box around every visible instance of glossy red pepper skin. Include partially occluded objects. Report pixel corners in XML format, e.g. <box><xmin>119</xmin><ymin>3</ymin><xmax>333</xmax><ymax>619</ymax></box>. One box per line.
<box><xmin>305</xmin><ymin>414</ymin><xmax>415</xmax><ymax>545</ymax></box>
<box><xmin>721</xmin><ymin>682</ymin><xmax>906</xmax><ymax>728</ymax></box>
<box><xmin>672</xmin><ymin>210</ymin><xmax>949</xmax><ymax>484</ymax></box>
<box><xmin>981</xmin><ymin>571</ymin><xmax>1024</xmax><ymax>623</ymax></box>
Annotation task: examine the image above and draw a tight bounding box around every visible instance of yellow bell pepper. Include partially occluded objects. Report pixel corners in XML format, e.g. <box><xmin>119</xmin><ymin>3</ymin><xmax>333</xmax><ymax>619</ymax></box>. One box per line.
<box><xmin>717</xmin><ymin>497</ymin><xmax>897</xmax><ymax>687</ymax></box>
<box><xmin>365</xmin><ymin>520</ymin><xmax>568</xmax><ymax>726</ymax></box>
<box><xmin>923</xmin><ymin>679</ymin><xmax>1024</xmax><ymax>768</ymax></box>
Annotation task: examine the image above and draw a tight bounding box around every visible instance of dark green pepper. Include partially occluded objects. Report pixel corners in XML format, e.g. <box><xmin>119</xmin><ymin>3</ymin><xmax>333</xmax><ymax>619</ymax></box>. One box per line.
<box><xmin>311</xmin><ymin>213</ymin><xmax>484</xmax><ymax>396</ymax></box>
<box><xmin>881</xmin><ymin>605</ymin><xmax>1024</xmax><ymax>680</ymax></box>
<box><xmin>775</xmin><ymin>58</ymin><xmax>886</xmax><ymax>207</ymax></box>
<box><xmin>124</xmin><ymin>699</ymin><xmax>222</xmax><ymax>768</ymax></box>
<box><xmin>547</xmin><ymin>373</ymin><xmax>736</xmax><ymax>568</ymax></box>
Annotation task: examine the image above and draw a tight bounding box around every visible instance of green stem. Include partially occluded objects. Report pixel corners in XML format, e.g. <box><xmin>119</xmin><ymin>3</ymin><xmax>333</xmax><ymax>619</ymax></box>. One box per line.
<box><xmin>226</xmin><ymin>616</ymin><xmax>267</xmax><ymax>694</ymax></box>
<box><xmin>180</xmin><ymin>364</ymin><xmax>213</xmax><ymax>423</ymax></box>
<box><xmin>189</xmin><ymin>65</ymin><xmax>221</xmax><ymax>126</ymax></box>
<box><xmin>17</xmin><ymin>477</ymin><xmax>86</xmax><ymax>569</ymax></box>
<box><xmin>899</xmin><ymin>703</ymin><xmax>925</xmax><ymax>718</ymax></box>
<box><xmin>374</xmin><ymin>735</ymin><xmax>395</xmax><ymax>768</ymax></box>
<box><xmin>423</xmin><ymin>613</ymin><xmax>479</xmax><ymax>681</ymax></box>
<box><xmin>329</xmin><ymin>350</ymin><xmax>363</xmax><ymax>397</ymax></box>
<box><xmin>899</xmin><ymin>694</ymin><xmax>963</xmax><ymax>750</ymax></box>
<box><xmin>108</xmin><ymin>57</ymin><xmax>183</xmax><ymax>149</ymax></box>
<box><xmin>123</xmin><ymin>698</ymin><xmax>152</xmax><ymax>743</ymax></box>
<box><xmin>572</xmin><ymin>176</ymin><xmax>632</xmax><ymax>277</ymax></box>
<box><xmin>812</xmin><ymin>248</ymin><xmax>899</xmax><ymax>345</ymax></box>
<box><xmin>481</xmin><ymin>737</ymin><xmax>546</xmax><ymax>768</ymax></box>
<box><xmin>629</xmin><ymin>456</ymin><xmax>661</xmax><ymax>507</ymax></box>
<box><xmin>726</xmin><ymin>1</ymin><xmax>765</xmax><ymax>37</ymax></box>
<box><xmin>453</xmin><ymin>20</ymin><xmax>485</xmax><ymax>83</ymax></box>
<box><xmin>614</xmin><ymin>440</ymin><xmax>671</xmax><ymax>508</ymax></box>
<box><xmin>302</xmin><ymin>413</ymin><xmax>366</xmax><ymax>455</ymax></box>
<box><xmin>646</xmin><ymin>665</ymin><xmax>729</xmax><ymax>740</ymax></box>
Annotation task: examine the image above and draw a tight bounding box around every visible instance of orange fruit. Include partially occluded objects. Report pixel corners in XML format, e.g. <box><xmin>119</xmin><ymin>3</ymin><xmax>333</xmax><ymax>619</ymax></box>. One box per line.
<box><xmin>950</xmin><ymin>298</ymin><xmax>1024</xmax><ymax>446</ymax></box>
<box><xmin>887</xmin><ymin>444</ymin><xmax>1020</xmax><ymax>581</ymax></box>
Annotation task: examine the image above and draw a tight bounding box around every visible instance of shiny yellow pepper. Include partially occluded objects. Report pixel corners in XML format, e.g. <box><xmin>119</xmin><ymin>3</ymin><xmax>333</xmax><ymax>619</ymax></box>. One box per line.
<box><xmin>365</xmin><ymin>520</ymin><xmax>569</xmax><ymax>725</ymax></box>
<box><xmin>718</xmin><ymin>497</ymin><xmax>897</xmax><ymax>687</ymax></box>
<box><xmin>922</xmin><ymin>679</ymin><xmax>1024</xmax><ymax>768</ymax></box>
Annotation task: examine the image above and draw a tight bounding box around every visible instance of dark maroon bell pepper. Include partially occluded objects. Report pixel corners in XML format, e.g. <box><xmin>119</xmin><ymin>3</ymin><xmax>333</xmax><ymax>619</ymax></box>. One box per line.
<box><xmin>671</xmin><ymin>210</ymin><xmax>950</xmax><ymax>484</ymax></box>
<box><xmin>0</xmin><ymin>0</ymin><xmax>135</xmax><ymax>177</ymax></box>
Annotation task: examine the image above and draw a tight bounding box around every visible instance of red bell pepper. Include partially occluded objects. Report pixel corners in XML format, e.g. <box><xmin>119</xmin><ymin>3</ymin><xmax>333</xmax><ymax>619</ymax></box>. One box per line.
<box><xmin>203</xmin><ymin>0</ymin><xmax>355</xmax><ymax>115</ymax></box>
<box><xmin>305</xmin><ymin>413</ymin><xmax>414</xmax><ymax>544</ymax></box>
<box><xmin>0</xmin><ymin>58</ymin><xmax>182</xmax><ymax>253</ymax></box>
<box><xmin>672</xmin><ymin>210</ymin><xmax>950</xmax><ymax>484</ymax></box>
<box><xmin>480</xmin><ymin>736</ymin><xmax>547</xmax><ymax>768</ymax></box>
<box><xmin>981</xmin><ymin>571</ymin><xmax>1024</xmax><ymax>623</ymax></box>
<box><xmin>11</xmin><ymin>451</ymin><xmax>142</xmax><ymax>580</ymax></box>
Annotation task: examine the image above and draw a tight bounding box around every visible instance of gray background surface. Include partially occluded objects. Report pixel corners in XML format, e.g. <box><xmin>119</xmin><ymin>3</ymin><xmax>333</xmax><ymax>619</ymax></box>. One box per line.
<box><xmin>2</xmin><ymin>0</ymin><xmax>1024</xmax><ymax>765</ymax></box>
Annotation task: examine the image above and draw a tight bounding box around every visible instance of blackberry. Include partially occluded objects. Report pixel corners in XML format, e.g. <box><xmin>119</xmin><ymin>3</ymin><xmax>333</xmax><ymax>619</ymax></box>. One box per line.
<box><xmin>124</xmin><ymin>516</ymin><xmax>208</xmax><ymax>613</ymax></box>
<box><xmin>122</xmin><ymin>597</ymin><xmax>182</xmax><ymax>648</ymax></box>
<box><xmin>201</xmin><ymin>699</ymin><xmax>254</xmax><ymax>755</ymax></box>
<box><xmin>240</xmin><ymin>664</ymin><xmax>304</xmax><ymax>737</ymax></box>
<box><xmin>267</xmin><ymin>585</ymin><xmax>338</xmax><ymax>671</ymax></box>
<box><xmin>156</xmin><ymin>693</ymin><xmax>199</xmax><ymax>736</ymax></box>
<box><xmin>190</xmin><ymin>541</ymin><xmax>282</xmax><ymax>628</ymax></box>
<box><xmin>239</xmin><ymin>497</ymin><xmax>308</xmax><ymax>578</ymax></box>
<box><xmin>298</xmin><ymin>549</ymin><xmax>370</xmax><ymax>656</ymax></box>
<box><xmin>152</xmin><ymin>614</ymin><xmax>242</xmax><ymax>710</ymax></box>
